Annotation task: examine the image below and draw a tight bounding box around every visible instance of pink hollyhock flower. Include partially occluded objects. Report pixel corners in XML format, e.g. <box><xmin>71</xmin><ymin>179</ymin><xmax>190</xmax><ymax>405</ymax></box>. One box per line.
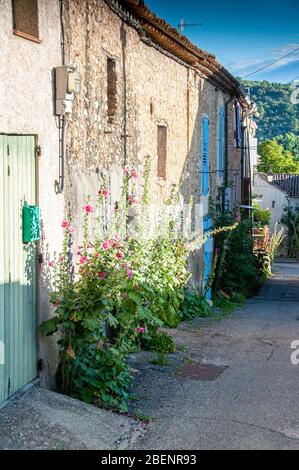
<box><xmin>95</xmin><ymin>252</ymin><xmax>99</xmax><ymax>258</ymax></box>
<box><xmin>68</xmin><ymin>225</ymin><xmax>75</xmax><ymax>233</ymax></box>
<box><xmin>98</xmin><ymin>189</ymin><xmax>109</xmax><ymax>198</ymax></box>
<box><xmin>61</xmin><ymin>220</ymin><xmax>70</xmax><ymax>229</ymax></box>
<box><xmin>114</xmin><ymin>234</ymin><xmax>120</xmax><ymax>241</ymax></box>
<box><xmin>127</xmin><ymin>269</ymin><xmax>133</xmax><ymax>279</ymax></box>
<box><xmin>136</xmin><ymin>326</ymin><xmax>145</xmax><ymax>334</ymax></box>
<box><xmin>116</xmin><ymin>252</ymin><xmax>123</xmax><ymax>259</ymax></box>
<box><xmin>131</xmin><ymin>169</ymin><xmax>138</xmax><ymax>179</ymax></box>
<box><xmin>58</xmin><ymin>256</ymin><xmax>63</xmax><ymax>263</ymax></box>
<box><xmin>101</xmin><ymin>241</ymin><xmax>109</xmax><ymax>250</ymax></box>
<box><xmin>123</xmin><ymin>168</ymin><xmax>129</xmax><ymax>175</ymax></box>
<box><xmin>98</xmin><ymin>271</ymin><xmax>107</xmax><ymax>279</ymax></box>
<box><xmin>128</xmin><ymin>195</ymin><xmax>138</xmax><ymax>204</ymax></box>
<box><xmin>77</xmin><ymin>250</ymin><xmax>82</xmax><ymax>256</ymax></box>
<box><xmin>80</xmin><ymin>256</ymin><xmax>87</xmax><ymax>265</ymax></box>
<box><xmin>48</xmin><ymin>261</ymin><xmax>55</xmax><ymax>267</ymax></box>
<box><xmin>83</xmin><ymin>204</ymin><xmax>94</xmax><ymax>213</ymax></box>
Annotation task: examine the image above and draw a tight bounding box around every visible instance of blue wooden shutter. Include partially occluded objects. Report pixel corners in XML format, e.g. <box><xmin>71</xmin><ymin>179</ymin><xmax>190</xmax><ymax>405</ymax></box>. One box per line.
<box><xmin>218</xmin><ymin>108</ymin><xmax>224</xmax><ymax>176</ymax></box>
<box><xmin>202</xmin><ymin>116</ymin><xmax>209</xmax><ymax>195</ymax></box>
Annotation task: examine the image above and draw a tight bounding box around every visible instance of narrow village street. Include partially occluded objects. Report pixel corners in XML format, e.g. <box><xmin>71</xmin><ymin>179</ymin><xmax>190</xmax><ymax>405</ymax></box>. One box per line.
<box><xmin>1</xmin><ymin>262</ymin><xmax>299</xmax><ymax>450</ymax></box>
<box><xmin>129</xmin><ymin>261</ymin><xmax>299</xmax><ymax>450</ymax></box>
<box><xmin>1</xmin><ymin>0</ymin><xmax>299</xmax><ymax>456</ymax></box>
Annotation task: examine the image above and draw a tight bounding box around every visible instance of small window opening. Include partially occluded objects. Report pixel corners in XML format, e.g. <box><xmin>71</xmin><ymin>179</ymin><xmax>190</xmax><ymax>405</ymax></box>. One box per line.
<box><xmin>150</xmin><ymin>100</ymin><xmax>154</xmax><ymax>116</ymax></box>
<box><xmin>272</xmin><ymin>201</ymin><xmax>275</xmax><ymax>208</ymax></box>
<box><xmin>12</xmin><ymin>0</ymin><xmax>40</xmax><ymax>42</ymax></box>
<box><xmin>107</xmin><ymin>58</ymin><xmax>117</xmax><ymax>123</ymax></box>
<box><xmin>157</xmin><ymin>125</ymin><xmax>167</xmax><ymax>179</ymax></box>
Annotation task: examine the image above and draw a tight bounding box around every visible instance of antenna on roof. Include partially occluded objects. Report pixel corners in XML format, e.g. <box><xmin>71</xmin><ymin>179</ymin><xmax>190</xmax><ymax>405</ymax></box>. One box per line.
<box><xmin>178</xmin><ymin>19</ymin><xmax>202</xmax><ymax>33</ymax></box>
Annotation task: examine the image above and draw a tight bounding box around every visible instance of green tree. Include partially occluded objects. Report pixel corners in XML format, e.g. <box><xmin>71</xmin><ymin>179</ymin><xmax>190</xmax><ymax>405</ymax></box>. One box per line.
<box><xmin>253</xmin><ymin>203</ymin><xmax>271</xmax><ymax>227</ymax></box>
<box><xmin>239</xmin><ymin>79</ymin><xmax>299</xmax><ymax>142</ymax></box>
<box><xmin>275</xmin><ymin>132</ymin><xmax>299</xmax><ymax>160</ymax></box>
<box><xmin>257</xmin><ymin>140</ymin><xmax>299</xmax><ymax>173</ymax></box>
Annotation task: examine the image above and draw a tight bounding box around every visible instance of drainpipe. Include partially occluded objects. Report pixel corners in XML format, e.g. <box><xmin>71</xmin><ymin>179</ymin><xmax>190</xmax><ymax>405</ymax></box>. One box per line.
<box><xmin>223</xmin><ymin>96</ymin><xmax>234</xmax><ymax>212</ymax></box>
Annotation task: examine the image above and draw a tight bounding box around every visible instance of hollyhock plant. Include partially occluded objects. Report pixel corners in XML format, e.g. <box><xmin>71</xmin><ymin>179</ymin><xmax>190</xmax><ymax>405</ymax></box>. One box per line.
<box><xmin>41</xmin><ymin>156</ymin><xmax>198</xmax><ymax>413</ymax></box>
<box><xmin>48</xmin><ymin>261</ymin><xmax>55</xmax><ymax>267</ymax></box>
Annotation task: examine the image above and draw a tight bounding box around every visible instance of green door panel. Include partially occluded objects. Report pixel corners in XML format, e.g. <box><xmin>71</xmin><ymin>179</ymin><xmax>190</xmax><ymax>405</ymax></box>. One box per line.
<box><xmin>0</xmin><ymin>135</ymin><xmax>37</xmax><ymax>403</ymax></box>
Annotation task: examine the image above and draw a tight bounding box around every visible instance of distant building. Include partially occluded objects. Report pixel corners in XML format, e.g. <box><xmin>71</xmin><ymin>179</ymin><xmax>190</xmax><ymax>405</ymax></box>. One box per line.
<box><xmin>253</xmin><ymin>173</ymin><xmax>299</xmax><ymax>254</ymax></box>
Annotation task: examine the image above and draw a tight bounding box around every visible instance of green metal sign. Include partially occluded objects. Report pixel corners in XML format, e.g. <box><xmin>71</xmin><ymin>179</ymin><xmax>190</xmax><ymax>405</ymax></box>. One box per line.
<box><xmin>23</xmin><ymin>205</ymin><xmax>40</xmax><ymax>243</ymax></box>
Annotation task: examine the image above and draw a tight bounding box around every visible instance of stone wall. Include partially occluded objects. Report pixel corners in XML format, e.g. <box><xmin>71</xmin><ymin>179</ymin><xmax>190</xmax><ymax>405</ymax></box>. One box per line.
<box><xmin>63</xmin><ymin>0</ymin><xmax>241</xmax><ymax>286</ymax></box>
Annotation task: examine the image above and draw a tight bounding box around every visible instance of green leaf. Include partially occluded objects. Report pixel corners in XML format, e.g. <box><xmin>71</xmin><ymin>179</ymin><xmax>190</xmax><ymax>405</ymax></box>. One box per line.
<box><xmin>40</xmin><ymin>317</ymin><xmax>59</xmax><ymax>336</ymax></box>
<box><xmin>83</xmin><ymin>317</ymin><xmax>100</xmax><ymax>330</ymax></box>
<box><xmin>128</xmin><ymin>292</ymin><xmax>142</xmax><ymax>304</ymax></box>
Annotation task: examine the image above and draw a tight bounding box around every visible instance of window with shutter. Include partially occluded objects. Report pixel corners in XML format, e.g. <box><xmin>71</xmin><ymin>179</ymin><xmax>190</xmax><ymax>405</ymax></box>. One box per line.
<box><xmin>202</xmin><ymin>116</ymin><xmax>209</xmax><ymax>195</ymax></box>
<box><xmin>233</xmin><ymin>101</ymin><xmax>242</xmax><ymax>148</ymax></box>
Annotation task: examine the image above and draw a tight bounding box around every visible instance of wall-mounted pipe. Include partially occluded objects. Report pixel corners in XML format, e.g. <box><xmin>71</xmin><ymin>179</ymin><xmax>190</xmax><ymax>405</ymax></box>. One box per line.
<box><xmin>223</xmin><ymin>95</ymin><xmax>234</xmax><ymax>212</ymax></box>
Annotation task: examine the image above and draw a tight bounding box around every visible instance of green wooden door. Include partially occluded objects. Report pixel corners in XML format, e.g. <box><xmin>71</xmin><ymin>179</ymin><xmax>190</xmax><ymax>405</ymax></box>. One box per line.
<box><xmin>0</xmin><ymin>135</ymin><xmax>37</xmax><ymax>404</ymax></box>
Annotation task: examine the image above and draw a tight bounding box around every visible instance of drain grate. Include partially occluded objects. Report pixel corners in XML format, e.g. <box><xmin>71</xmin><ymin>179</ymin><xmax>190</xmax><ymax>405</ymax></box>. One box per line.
<box><xmin>176</xmin><ymin>363</ymin><xmax>228</xmax><ymax>381</ymax></box>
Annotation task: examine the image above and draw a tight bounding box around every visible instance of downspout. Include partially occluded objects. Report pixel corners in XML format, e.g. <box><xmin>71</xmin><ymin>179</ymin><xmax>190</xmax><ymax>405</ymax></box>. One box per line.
<box><xmin>120</xmin><ymin>21</ymin><xmax>128</xmax><ymax>167</ymax></box>
<box><xmin>223</xmin><ymin>96</ymin><xmax>234</xmax><ymax>212</ymax></box>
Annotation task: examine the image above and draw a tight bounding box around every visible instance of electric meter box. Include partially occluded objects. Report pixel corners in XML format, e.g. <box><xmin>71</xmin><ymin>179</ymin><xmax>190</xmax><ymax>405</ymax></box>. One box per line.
<box><xmin>55</xmin><ymin>65</ymin><xmax>81</xmax><ymax>115</ymax></box>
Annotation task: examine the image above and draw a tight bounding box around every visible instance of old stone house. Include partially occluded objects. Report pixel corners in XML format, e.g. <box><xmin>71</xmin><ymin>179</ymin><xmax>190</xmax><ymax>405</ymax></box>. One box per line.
<box><xmin>0</xmin><ymin>0</ymin><xmax>255</xmax><ymax>403</ymax></box>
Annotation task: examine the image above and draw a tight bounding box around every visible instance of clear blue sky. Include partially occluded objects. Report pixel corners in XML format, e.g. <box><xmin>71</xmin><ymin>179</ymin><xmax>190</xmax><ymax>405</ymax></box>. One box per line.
<box><xmin>146</xmin><ymin>0</ymin><xmax>299</xmax><ymax>83</ymax></box>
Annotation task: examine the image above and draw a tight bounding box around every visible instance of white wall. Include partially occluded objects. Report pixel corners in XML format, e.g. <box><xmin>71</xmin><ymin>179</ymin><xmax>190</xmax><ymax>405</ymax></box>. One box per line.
<box><xmin>253</xmin><ymin>175</ymin><xmax>288</xmax><ymax>233</ymax></box>
<box><xmin>0</xmin><ymin>0</ymin><xmax>63</xmax><ymax>386</ymax></box>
